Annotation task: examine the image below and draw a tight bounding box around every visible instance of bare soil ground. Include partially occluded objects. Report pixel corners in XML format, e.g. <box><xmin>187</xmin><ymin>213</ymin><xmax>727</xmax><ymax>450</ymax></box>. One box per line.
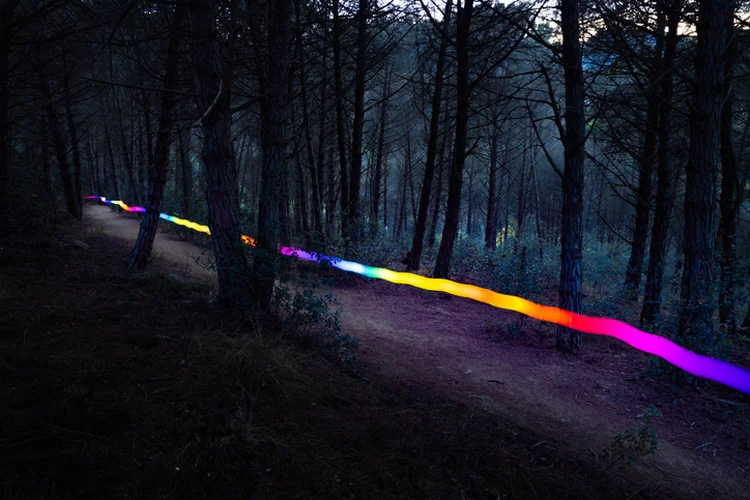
<box><xmin>2</xmin><ymin>203</ymin><xmax>748</xmax><ymax>499</ymax></box>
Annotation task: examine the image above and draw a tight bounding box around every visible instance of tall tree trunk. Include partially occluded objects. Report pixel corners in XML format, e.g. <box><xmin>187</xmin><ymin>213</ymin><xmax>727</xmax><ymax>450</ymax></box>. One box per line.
<box><xmin>316</xmin><ymin>16</ymin><xmax>329</xmax><ymax>238</ymax></box>
<box><xmin>429</xmin><ymin>120</ymin><xmax>451</xmax><ymax>248</ymax></box>
<box><xmin>62</xmin><ymin>50</ymin><xmax>83</xmax><ymax>209</ymax></box>
<box><xmin>41</xmin><ymin>116</ymin><xmax>53</xmax><ymax>194</ymax></box>
<box><xmin>295</xmin><ymin>0</ymin><xmax>321</xmax><ymax>235</ymax></box>
<box><xmin>177</xmin><ymin>127</ymin><xmax>191</xmax><ymax>218</ymax></box>
<box><xmin>434</xmin><ymin>0</ymin><xmax>473</xmax><ymax>279</ymax></box>
<box><xmin>104</xmin><ymin>122</ymin><xmax>120</xmax><ymax>199</ymax></box>
<box><xmin>718</xmin><ymin>0</ymin><xmax>739</xmax><ymax>331</ymax></box>
<box><xmin>371</xmin><ymin>66</ymin><xmax>392</xmax><ymax>235</ymax></box>
<box><xmin>531</xmin><ymin>147</ymin><xmax>543</xmax><ymax>259</ymax></box>
<box><xmin>466</xmin><ymin>161</ymin><xmax>474</xmax><ymax>236</ymax></box>
<box><xmin>514</xmin><ymin>140</ymin><xmax>527</xmax><ymax>255</ymax></box>
<box><xmin>556</xmin><ymin>0</ymin><xmax>586</xmax><ymax>351</ymax></box>
<box><xmin>191</xmin><ymin>0</ymin><xmax>253</xmax><ymax>307</ymax></box>
<box><xmin>0</xmin><ymin>0</ymin><xmax>19</xmax><ymax>232</ymax></box>
<box><xmin>678</xmin><ymin>0</ymin><xmax>727</xmax><ymax>342</ymax></box>
<box><xmin>140</xmin><ymin>89</ymin><xmax>154</xmax><ymax>197</ymax></box>
<box><xmin>39</xmin><ymin>58</ymin><xmax>81</xmax><ymax>219</ymax></box>
<box><xmin>624</xmin><ymin>14</ymin><xmax>666</xmax><ymax>301</ymax></box>
<box><xmin>347</xmin><ymin>0</ymin><xmax>368</xmax><ymax>242</ymax></box>
<box><xmin>332</xmin><ymin>0</ymin><xmax>349</xmax><ymax>238</ymax></box>
<box><xmin>254</xmin><ymin>0</ymin><xmax>292</xmax><ymax>310</ymax></box>
<box><xmin>115</xmin><ymin>91</ymin><xmax>139</xmax><ymax>205</ymax></box>
<box><xmin>409</xmin><ymin>0</ymin><xmax>453</xmax><ymax>269</ymax></box>
<box><xmin>485</xmin><ymin>124</ymin><xmax>498</xmax><ymax>249</ymax></box>
<box><xmin>128</xmin><ymin>6</ymin><xmax>186</xmax><ymax>269</ymax></box>
<box><xmin>640</xmin><ymin>0</ymin><xmax>679</xmax><ymax>326</ymax></box>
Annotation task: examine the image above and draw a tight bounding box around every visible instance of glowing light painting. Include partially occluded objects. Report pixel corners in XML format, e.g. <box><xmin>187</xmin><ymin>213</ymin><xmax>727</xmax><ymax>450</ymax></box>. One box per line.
<box><xmin>85</xmin><ymin>196</ymin><xmax>750</xmax><ymax>395</ymax></box>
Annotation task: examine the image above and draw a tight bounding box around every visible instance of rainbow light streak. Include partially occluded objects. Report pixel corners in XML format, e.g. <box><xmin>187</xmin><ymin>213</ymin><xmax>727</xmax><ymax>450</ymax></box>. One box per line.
<box><xmin>86</xmin><ymin>196</ymin><xmax>750</xmax><ymax>395</ymax></box>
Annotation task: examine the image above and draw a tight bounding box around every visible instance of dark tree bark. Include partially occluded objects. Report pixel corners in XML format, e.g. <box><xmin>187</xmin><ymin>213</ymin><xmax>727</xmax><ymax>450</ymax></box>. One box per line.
<box><xmin>678</xmin><ymin>0</ymin><xmax>727</xmax><ymax>342</ymax></box>
<box><xmin>41</xmin><ymin>116</ymin><xmax>52</xmax><ymax>194</ymax></box>
<box><xmin>333</xmin><ymin>0</ymin><xmax>349</xmax><ymax>238</ymax></box>
<box><xmin>718</xmin><ymin>1</ymin><xmax>740</xmax><ymax>331</ymax></box>
<box><xmin>371</xmin><ymin>66</ymin><xmax>392</xmax><ymax>235</ymax></box>
<box><xmin>0</xmin><ymin>0</ymin><xmax>19</xmax><ymax>232</ymax></box>
<box><xmin>347</xmin><ymin>0</ymin><xmax>368</xmax><ymax>242</ymax></box>
<box><xmin>191</xmin><ymin>0</ymin><xmax>254</xmax><ymax>308</ymax></box>
<box><xmin>176</xmin><ymin>127</ymin><xmax>191</xmax><ymax>218</ymax></box>
<box><xmin>434</xmin><ymin>0</ymin><xmax>473</xmax><ymax>279</ymax></box>
<box><xmin>556</xmin><ymin>0</ymin><xmax>586</xmax><ymax>351</ymax></box>
<box><xmin>254</xmin><ymin>0</ymin><xmax>292</xmax><ymax>310</ymax></box>
<box><xmin>296</xmin><ymin>0</ymin><xmax>322</xmax><ymax>235</ymax></box>
<box><xmin>141</xmin><ymin>88</ymin><xmax>154</xmax><ymax>196</ymax></box>
<box><xmin>624</xmin><ymin>13</ymin><xmax>666</xmax><ymax>301</ymax></box>
<box><xmin>62</xmin><ymin>49</ymin><xmax>83</xmax><ymax>208</ymax></box>
<box><xmin>128</xmin><ymin>5</ymin><xmax>186</xmax><ymax>269</ymax></box>
<box><xmin>104</xmin><ymin>122</ymin><xmax>120</xmax><ymax>199</ymax></box>
<box><xmin>39</xmin><ymin>57</ymin><xmax>81</xmax><ymax>219</ymax></box>
<box><xmin>485</xmin><ymin>123</ymin><xmax>498</xmax><ymax>249</ymax></box>
<box><xmin>115</xmin><ymin>92</ymin><xmax>139</xmax><ymax>205</ymax></box>
<box><xmin>513</xmin><ymin>142</ymin><xmax>527</xmax><ymax>255</ymax></box>
<box><xmin>641</xmin><ymin>1</ymin><xmax>681</xmax><ymax>327</ymax></box>
<box><xmin>409</xmin><ymin>0</ymin><xmax>453</xmax><ymax>269</ymax></box>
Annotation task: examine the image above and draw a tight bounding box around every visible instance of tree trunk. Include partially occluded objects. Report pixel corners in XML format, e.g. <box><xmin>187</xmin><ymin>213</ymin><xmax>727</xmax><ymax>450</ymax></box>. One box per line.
<box><xmin>640</xmin><ymin>2</ymin><xmax>680</xmax><ymax>327</ymax></box>
<box><xmin>485</xmin><ymin>124</ymin><xmax>498</xmax><ymax>249</ymax></box>
<box><xmin>332</xmin><ymin>0</ymin><xmax>349</xmax><ymax>239</ymax></box>
<box><xmin>254</xmin><ymin>0</ymin><xmax>292</xmax><ymax>310</ymax></box>
<box><xmin>62</xmin><ymin>50</ymin><xmax>83</xmax><ymax>209</ymax></box>
<box><xmin>718</xmin><ymin>1</ymin><xmax>739</xmax><ymax>331</ymax></box>
<box><xmin>434</xmin><ymin>0</ymin><xmax>473</xmax><ymax>279</ymax></box>
<box><xmin>191</xmin><ymin>0</ymin><xmax>253</xmax><ymax>308</ymax></box>
<box><xmin>347</xmin><ymin>0</ymin><xmax>368</xmax><ymax>242</ymax></box>
<box><xmin>624</xmin><ymin>14</ymin><xmax>666</xmax><ymax>301</ymax></box>
<box><xmin>39</xmin><ymin>58</ymin><xmax>81</xmax><ymax>219</ymax></box>
<box><xmin>514</xmin><ymin>140</ymin><xmax>527</xmax><ymax>255</ymax></box>
<box><xmin>115</xmin><ymin>91</ymin><xmax>139</xmax><ymax>205</ymax></box>
<box><xmin>141</xmin><ymin>89</ymin><xmax>154</xmax><ymax>197</ymax></box>
<box><xmin>128</xmin><ymin>6</ymin><xmax>186</xmax><ymax>269</ymax></box>
<box><xmin>371</xmin><ymin>66</ymin><xmax>392</xmax><ymax>235</ymax></box>
<box><xmin>678</xmin><ymin>0</ymin><xmax>727</xmax><ymax>343</ymax></box>
<box><xmin>409</xmin><ymin>0</ymin><xmax>453</xmax><ymax>269</ymax></box>
<box><xmin>176</xmin><ymin>127</ymin><xmax>192</xmax><ymax>218</ymax></box>
<box><xmin>41</xmin><ymin>116</ymin><xmax>52</xmax><ymax>194</ymax></box>
<box><xmin>0</xmin><ymin>0</ymin><xmax>19</xmax><ymax>232</ymax></box>
<box><xmin>556</xmin><ymin>0</ymin><xmax>585</xmax><ymax>351</ymax></box>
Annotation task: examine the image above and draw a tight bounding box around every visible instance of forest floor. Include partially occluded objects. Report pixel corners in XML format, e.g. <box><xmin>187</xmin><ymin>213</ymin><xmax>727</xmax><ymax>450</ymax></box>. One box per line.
<box><xmin>2</xmin><ymin>203</ymin><xmax>749</xmax><ymax>499</ymax></box>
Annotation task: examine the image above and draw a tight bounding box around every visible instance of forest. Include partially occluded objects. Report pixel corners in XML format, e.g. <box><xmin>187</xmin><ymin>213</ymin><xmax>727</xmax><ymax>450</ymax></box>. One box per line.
<box><xmin>1</xmin><ymin>0</ymin><xmax>750</xmax><ymax>498</ymax></box>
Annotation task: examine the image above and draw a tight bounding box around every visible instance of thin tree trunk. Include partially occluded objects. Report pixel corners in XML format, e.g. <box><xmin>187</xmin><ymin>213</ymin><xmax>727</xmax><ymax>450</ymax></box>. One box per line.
<box><xmin>254</xmin><ymin>0</ymin><xmax>292</xmax><ymax>310</ymax></box>
<box><xmin>0</xmin><ymin>0</ymin><xmax>19</xmax><ymax>231</ymax></box>
<box><xmin>434</xmin><ymin>0</ymin><xmax>473</xmax><ymax>279</ymax></box>
<box><xmin>177</xmin><ymin>127</ymin><xmax>192</xmax><ymax>218</ymax></box>
<box><xmin>62</xmin><ymin>50</ymin><xmax>83</xmax><ymax>209</ymax></box>
<box><xmin>39</xmin><ymin>58</ymin><xmax>81</xmax><ymax>219</ymax></box>
<box><xmin>128</xmin><ymin>6</ymin><xmax>186</xmax><ymax>269</ymax></box>
<box><xmin>372</xmin><ymin>67</ymin><xmax>391</xmax><ymax>234</ymax></box>
<box><xmin>556</xmin><ymin>0</ymin><xmax>586</xmax><ymax>351</ymax></box>
<box><xmin>41</xmin><ymin>116</ymin><xmax>52</xmax><ymax>194</ymax></box>
<box><xmin>678</xmin><ymin>0</ymin><xmax>727</xmax><ymax>342</ymax></box>
<box><xmin>115</xmin><ymin>91</ymin><xmax>139</xmax><ymax>205</ymax></box>
<box><xmin>624</xmin><ymin>13</ymin><xmax>665</xmax><ymax>300</ymax></box>
<box><xmin>409</xmin><ymin>0</ymin><xmax>453</xmax><ymax>269</ymax></box>
<box><xmin>514</xmin><ymin>140</ymin><xmax>527</xmax><ymax>255</ymax></box>
<box><xmin>141</xmin><ymin>89</ymin><xmax>154</xmax><ymax>197</ymax></box>
<box><xmin>347</xmin><ymin>0</ymin><xmax>368</xmax><ymax>241</ymax></box>
<box><xmin>333</xmin><ymin>0</ymin><xmax>349</xmax><ymax>238</ymax></box>
<box><xmin>485</xmin><ymin>124</ymin><xmax>498</xmax><ymax>249</ymax></box>
<box><xmin>718</xmin><ymin>0</ymin><xmax>739</xmax><ymax>331</ymax></box>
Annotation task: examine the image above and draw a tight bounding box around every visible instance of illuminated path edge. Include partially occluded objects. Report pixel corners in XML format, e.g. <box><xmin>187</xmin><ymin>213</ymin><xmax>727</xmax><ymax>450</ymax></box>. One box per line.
<box><xmin>85</xmin><ymin>196</ymin><xmax>750</xmax><ymax>395</ymax></box>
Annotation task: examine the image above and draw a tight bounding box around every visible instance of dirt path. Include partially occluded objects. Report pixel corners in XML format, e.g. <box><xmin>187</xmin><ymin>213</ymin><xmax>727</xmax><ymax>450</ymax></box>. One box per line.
<box><xmin>85</xmin><ymin>204</ymin><xmax>750</xmax><ymax>500</ymax></box>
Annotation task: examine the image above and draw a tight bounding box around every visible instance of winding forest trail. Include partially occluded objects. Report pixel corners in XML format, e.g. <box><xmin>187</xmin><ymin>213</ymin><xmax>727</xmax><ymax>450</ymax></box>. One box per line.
<box><xmin>84</xmin><ymin>204</ymin><xmax>750</xmax><ymax>500</ymax></box>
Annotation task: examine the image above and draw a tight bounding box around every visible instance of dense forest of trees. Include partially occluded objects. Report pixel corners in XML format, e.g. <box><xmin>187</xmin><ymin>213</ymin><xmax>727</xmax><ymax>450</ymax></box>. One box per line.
<box><xmin>2</xmin><ymin>0</ymin><xmax>750</xmax><ymax>353</ymax></box>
